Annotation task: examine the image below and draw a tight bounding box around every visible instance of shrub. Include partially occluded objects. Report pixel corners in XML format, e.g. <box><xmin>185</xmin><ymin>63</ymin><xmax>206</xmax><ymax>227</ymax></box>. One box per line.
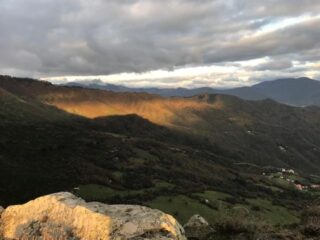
<box><xmin>300</xmin><ymin>205</ymin><xmax>320</xmax><ymax>237</ymax></box>
<box><xmin>214</xmin><ymin>208</ymin><xmax>270</xmax><ymax>236</ymax></box>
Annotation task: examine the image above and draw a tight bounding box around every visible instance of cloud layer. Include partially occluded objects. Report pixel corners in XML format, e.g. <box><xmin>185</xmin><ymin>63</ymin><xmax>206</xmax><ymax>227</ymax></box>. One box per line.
<box><xmin>1</xmin><ymin>0</ymin><xmax>320</xmax><ymax>87</ymax></box>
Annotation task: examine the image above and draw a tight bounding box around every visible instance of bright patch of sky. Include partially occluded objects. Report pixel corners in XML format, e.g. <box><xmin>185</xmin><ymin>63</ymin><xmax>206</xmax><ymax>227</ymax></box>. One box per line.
<box><xmin>44</xmin><ymin>57</ymin><xmax>320</xmax><ymax>88</ymax></box>
<box><xmin>41</xmin><ymin>58</ymin><xmax>281</xmax><ymax>88</ymax></box>
<box><xmin>256</xmin><ymin>14</ymin><xmax>320</xmax><ymax>35</ymax></box>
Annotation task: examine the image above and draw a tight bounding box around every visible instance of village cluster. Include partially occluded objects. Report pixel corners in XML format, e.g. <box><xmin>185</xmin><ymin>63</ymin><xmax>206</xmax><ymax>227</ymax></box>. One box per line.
<box><xmin>262</xmin><ymin>168</ymin><xmax>320</xmax><ymax>191</ymax></box>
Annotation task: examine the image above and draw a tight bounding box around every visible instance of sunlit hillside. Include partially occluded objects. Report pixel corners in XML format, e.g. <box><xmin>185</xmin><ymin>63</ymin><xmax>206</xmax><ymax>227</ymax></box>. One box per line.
<box><xmin>50</xmin><ymin>97</ymin><xmax>211</xmax><ymax>126</ymax></box>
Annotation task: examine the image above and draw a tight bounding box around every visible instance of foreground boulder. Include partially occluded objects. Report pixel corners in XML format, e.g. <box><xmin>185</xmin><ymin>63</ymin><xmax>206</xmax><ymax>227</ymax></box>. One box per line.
<box><xmin>0</xmin><ymin>192</ymin><xmax>186</xmax><ymax>240</ymax></box>
<box><xmin>184</xmin><ymin>214</ymin><xmax>214</xmax><ymax>239</ymax></box>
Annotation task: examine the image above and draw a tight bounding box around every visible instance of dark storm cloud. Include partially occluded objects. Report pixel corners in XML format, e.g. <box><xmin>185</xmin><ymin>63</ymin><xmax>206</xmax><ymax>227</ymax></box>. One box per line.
<box><xmin>0</xmin><ymin>0</ymin><xmax>320</xmax><ymax>82</ymax></box>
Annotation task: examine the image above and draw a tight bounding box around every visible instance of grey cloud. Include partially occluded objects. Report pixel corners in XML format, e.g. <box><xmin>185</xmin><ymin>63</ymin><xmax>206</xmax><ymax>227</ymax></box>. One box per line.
<box><xmin>204</xmin><ymin>18</ymin><xmax>320</xmax><ymax>63</ymax></box>
<box><xmin>252</xmin><ymin>59</ymin><xmax>293</xmax><ymax>71</ymax></box>
<box><xmin>0</xmin><ymin>0</ymin><xmax>320</xmax><ymax>85</ymax></box>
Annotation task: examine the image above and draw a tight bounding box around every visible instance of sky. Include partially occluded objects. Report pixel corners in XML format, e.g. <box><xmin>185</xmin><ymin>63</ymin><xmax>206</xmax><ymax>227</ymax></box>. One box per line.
<box><xmin>1</xmin><ymin>0</ymin><xmax>320</xmax><ymax>88</ymax></box>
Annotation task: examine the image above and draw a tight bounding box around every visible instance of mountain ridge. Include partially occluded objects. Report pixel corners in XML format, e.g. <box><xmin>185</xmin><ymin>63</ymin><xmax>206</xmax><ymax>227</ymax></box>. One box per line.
<box><xmin>63</xmin><ymin>77</ymin><xmax>320</xmax><ymax>106</ymax></box>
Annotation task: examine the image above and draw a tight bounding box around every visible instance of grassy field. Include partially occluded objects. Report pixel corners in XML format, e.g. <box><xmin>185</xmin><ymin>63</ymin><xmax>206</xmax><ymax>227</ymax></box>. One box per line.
<box><xmin>75</xmin><ymin>180</ymin><xmax>176</xmax><ymax>201</ymax></box>
<box><xmin>247</xmin><ymin>198</ymin><xmax>299</xmax><ymax>225</ymax></box>
<box><xmin>147</xmin><ymin>194</ymin><xmax>299</xmax><ymax>225</ymax></box>
<box><xmin>196</xmin><ymin>190</ymin><xmax>232</xmax><ymax>203</ymax></box>
<box><xmin>76</xmin><ymin>184</ymin><xmax>300</xmax><ymax>226</ymax></box>
<box><xmin>147</xmin><ymin>195</ymin><xmax>219</xmax><ymax>224</ymax></box>
<box><xmin>75</xmin><ymin>184</ymin><xmax>136</xmax><ymax>200</ymax></box>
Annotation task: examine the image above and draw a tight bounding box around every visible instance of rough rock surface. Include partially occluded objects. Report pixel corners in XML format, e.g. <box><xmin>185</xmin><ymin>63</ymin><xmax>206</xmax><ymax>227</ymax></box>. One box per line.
<box><xmin>0</xmin><ymin>192</ymin><xmax>186</xmax><ymax>240</ymax></box>
<box><xmin>184</xmin><ymin>215</ymin><xmax>209</xmax><ymax>228</ymax></box>
<box><xmin>184</xmin><ymin>214</ymin><xmax>214</xmax><ymax>240</ymax></box>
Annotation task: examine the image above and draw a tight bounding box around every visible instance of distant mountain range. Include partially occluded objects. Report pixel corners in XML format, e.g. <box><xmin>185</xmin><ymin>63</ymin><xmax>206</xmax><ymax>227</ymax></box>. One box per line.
<box><xmin>64</xmin><ymin>77</ymin><xmax>320</xmax><ymax>106</ymax></box>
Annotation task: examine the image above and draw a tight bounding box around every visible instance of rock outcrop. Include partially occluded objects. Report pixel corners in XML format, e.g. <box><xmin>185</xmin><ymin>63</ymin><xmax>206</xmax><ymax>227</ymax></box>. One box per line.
<box><xmin>184</xmin><ymin>214</ymin><xmax>214</xmax><ymax>240</ymax></box>
<box><xmin>0</xmin><ymin>192</ymin><xmax>186</xmax><ymax>240</ymax></box>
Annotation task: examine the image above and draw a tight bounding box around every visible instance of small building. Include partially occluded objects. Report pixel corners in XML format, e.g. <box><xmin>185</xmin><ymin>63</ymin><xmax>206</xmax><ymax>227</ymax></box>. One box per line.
<box><xmin>295</xmin><ymin>184</ymin><xmax>308</xmax><ymax>191</ymax></box>
<box><xmin>288</xmin><ymin>169</ymin><xmax>295</xmax><ymax>174</ymax></box>
<box><xmin>281</xmin><ymin>168</ymin><xmax>295</xmax><ymax>175</ymax></box>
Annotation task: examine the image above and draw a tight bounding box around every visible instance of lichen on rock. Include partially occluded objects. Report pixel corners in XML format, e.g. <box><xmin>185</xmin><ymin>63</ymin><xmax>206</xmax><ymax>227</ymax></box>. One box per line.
<box><xmin>0</xmin><ymin>192</ymin><xmax>186</xmax><ymax>240</ymax></box>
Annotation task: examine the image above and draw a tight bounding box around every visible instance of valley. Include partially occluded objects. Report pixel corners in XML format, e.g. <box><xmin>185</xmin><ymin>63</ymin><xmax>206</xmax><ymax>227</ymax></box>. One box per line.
<box><xmin>1</xmin><ymin>76</ymin><xmax>320</xmax><ymax>238</ymax></box>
